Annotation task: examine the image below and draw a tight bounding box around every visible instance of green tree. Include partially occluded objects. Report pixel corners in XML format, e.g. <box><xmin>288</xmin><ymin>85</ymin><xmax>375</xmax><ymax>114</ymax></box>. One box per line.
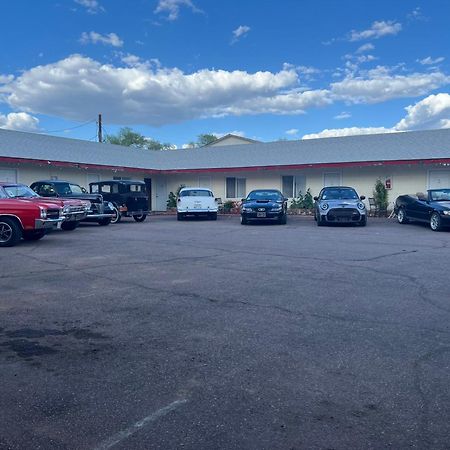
<box><xmin>373</xmin><ymin>179</ymin><xmax>389</xmax><ymax>213</ymax></box>
<box><xmin>197</xmin><ymin>134</ymin><xmax>218</xmax><ymax>146</ymax></box>
<box><xmin>105</xmin><ymin>127</ymin><xmax>173</xmax><ymax>150</ymax></box>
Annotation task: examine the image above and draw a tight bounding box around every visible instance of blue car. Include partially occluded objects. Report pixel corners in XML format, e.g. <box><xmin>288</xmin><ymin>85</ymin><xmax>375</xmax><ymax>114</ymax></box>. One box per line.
<box><xmin>240</xmin><ymin>189</ymin><xmax>287</xmax><ymax>225</ymax></box>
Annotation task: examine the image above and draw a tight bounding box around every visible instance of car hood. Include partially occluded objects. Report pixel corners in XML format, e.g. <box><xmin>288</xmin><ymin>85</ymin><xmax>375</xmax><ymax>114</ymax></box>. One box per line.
<box><xmin>62</xmin><ymin>193</ymin><xmax>103</xmax><ymax>203</ymax></box>
<box><xmin>430</xmin><ymin>200</ymin><xmax>450</xmax><ymax>210</ymax></box>
<box><xmin>11</xmin><ymin>198</ymin><xmax>63</xmax><ymax>209</ymax></box>
<box><xmin>243</xmin><ymin>199</ymin><xmax>283</xmax><ymax>208</ymax></box>
<box><xmin>15</xmin><ymin>197</ymin><xmax>87</xmax><ymax>207</ymax></box>
<box><xmin>318</xmin><ymin>199</ymin><xmax>361</xmax><ymax>207</ymax></box>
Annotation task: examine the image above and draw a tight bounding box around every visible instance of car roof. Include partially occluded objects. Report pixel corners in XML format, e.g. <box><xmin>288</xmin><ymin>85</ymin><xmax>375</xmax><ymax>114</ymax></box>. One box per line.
<box><xmin>31</xmin><ymin>180</ymin><xmax>74</xmax><ymax>184</ymax></box>
<box><xmin>322</xmin><ymin>186</ymin><xmax>356</xmax><ymax>189</ymax></box>
<box><xmin>90</xmin><ymin>180</ymin><xmax>145</xmax><ymax>185</ymax></box>
<box><xmin>180</xmin><ymin>187</ymin><xmax>212</xmax><ymax>191</ymax></box>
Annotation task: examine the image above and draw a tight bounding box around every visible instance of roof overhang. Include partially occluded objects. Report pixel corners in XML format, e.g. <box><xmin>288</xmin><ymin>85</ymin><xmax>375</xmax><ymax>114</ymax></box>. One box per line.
<box><xmin>1</xmin><ymin>156</ymin><xmax>450</xmax><ymax>174</ymax></box>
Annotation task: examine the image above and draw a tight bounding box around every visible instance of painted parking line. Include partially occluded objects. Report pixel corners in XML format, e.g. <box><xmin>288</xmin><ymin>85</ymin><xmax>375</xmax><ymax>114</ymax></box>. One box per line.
<box><xmin>94</xmin><ymin>399</ymin><xmax>188</xmax><ymax>450</ymax></box>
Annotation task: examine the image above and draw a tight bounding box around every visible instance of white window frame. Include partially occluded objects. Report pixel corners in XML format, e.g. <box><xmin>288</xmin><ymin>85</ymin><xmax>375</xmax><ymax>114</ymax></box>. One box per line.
<box><xmin>225</xmin><ymin>177</ymin><xmax>246</xmax><ymax>199</ymax></box>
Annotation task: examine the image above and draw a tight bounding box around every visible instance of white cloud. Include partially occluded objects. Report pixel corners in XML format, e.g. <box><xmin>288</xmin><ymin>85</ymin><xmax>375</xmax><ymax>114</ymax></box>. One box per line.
<box><xmin>231</xmin><ymin>25</ymin><xmax>251</xmax><ymax>44</ymax></box>
<box><xmin>0</xmin><ymin>55</ymin><xmax>333</xmax><ymax>126</ymax></box>
<box><xmin>302</xmin><ymin>126</ymin><xmax>394</xmax><ymax>139</ymax></box>
<box><xmin>0</xmin><ymin>112</ymin><xmax>39</xmax><ymax>132</ymax></box>
<box><xmin>349</xmin><ymin>20</ymin><xmax>402</xmax><ymax>41</ymax></box>
<box><xmin>154</xmin><ymin>0</ymin><xmax>202</xmax><ymax>21</ymax></box>
<box><xmin>396</xmin><ymin>93</ymin><xmax>450</xmax><ymax>130</ymax></box>
<box><xmin>80</xmin><ymin>32</ymin><xmax>123</xmax><ymax>47</ymax></box>
<box><xmin>303</xmin><ymin>93</ymin><xmax>450</xmax><ymax>139</ymax></box>
<box><xmin>356</xmin><ymin>43</ymin><xmax>375</xmax><ymax>54</ymax></box>
<box><xmin>74</xmin><ymin>0</ymin><xmax>104</xmax><ymax>14</ymax></box>
<box><xmin>285</xmin><ymin>128</ymin><xmax>299</xmax><ymax>135</ymax></box>
<box><xmin>334</xmin><ymin>112</ymin><xmax>351</xmax><ymax>120</ymax></box>
<box><xmin>331</xmin><ymin>69</ymin><xmax>450</xmax><ymax>103</ymax></box>
<box><xmin>213</xmin><ymin>130</ymin><xmax>246</xmax><ymax>138</ymax></box>
<box><xmin>417</xmin><ymin>56</ymin><xmax>445</xmax><ymax>66</ymax></box>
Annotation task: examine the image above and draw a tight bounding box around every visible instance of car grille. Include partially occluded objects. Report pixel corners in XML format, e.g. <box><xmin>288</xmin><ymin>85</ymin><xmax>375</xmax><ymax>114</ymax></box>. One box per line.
<box><xmin>90</xmin><ymin>202</ymin><xmax>104</xmax><ymax>214</ymax></box>
<box><xmin>47</xmin><ymin>208</ymin><xmax>61</xmax><ymax>219</ymax></box>
<box><xmin>327</xmin><ymin>208</ymin><xmax>360</xmax><ymax>222</ymax></box>
<box><xmin>68</xmin><ymin>206</ymin><xmax>85</xmax><ymax>214</ymax></box>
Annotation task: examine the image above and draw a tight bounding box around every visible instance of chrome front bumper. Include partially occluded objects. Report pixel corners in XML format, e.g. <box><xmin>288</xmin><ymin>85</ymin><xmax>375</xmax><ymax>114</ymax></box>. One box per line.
<box><xmin>35</xmin><ymin>218</ymin><xmax>65</xmax><ymax>229</ymax></box>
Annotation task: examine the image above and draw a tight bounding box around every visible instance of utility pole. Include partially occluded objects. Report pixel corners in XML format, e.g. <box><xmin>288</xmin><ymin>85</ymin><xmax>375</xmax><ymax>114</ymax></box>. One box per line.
<box><xmin>98</xmin><ymin>113</ymin><xmax>103</xmax><ymax>143</ymax></box>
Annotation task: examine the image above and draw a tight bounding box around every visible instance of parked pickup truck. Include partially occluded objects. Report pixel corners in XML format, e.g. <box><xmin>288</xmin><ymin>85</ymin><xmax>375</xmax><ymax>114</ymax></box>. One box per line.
<box><xmin>0</xmin><ymin>183</ymin><xmax>89</xmax><ymax>230</ymax></box>
<box><xmin>30</xmin><ymin>180</ymin><xmax>114</xmax><ymax>229</ymax></box>
<box><xmin>0</xmin><ymin>189</ymin><xmax>65</xmax><ymax>247</ymax></box>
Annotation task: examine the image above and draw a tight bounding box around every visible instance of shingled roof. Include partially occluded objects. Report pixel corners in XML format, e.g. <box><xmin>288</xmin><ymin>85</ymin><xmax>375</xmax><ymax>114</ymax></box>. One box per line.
<box><xmin>0</xmin><ymin>127</ymin><xmax>450</xmax><ymax>173</ymax></box>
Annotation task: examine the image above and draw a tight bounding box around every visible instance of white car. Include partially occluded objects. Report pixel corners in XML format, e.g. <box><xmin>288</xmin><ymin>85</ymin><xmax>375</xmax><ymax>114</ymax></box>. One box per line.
<box><xmin>177</xmin><ymin>187</ymin><xmax>218</xmax><ymax>221</ymax></box>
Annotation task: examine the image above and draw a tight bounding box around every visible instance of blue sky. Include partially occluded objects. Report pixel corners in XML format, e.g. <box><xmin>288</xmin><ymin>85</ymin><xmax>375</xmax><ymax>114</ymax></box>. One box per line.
<box><xmin>1</xmin><ymin>0</ymin><xmax>449</xmax><ymax>147</ymax></box>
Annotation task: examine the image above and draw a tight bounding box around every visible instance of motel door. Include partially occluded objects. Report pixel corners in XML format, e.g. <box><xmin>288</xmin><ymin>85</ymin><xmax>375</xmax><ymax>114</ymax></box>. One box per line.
<box><xmin>429</xmin><ymin>171</ymin><xmax>450</xmax><ymax>189</ymax></box>
<box><xmin>155</xmin><ymin>178</ymin><xmax>168</xmax><ymax>211</ymax></box>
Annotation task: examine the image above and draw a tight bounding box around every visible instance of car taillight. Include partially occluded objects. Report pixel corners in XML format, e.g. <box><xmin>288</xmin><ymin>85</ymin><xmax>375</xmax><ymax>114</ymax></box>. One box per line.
<box><xmin>177</xmin><ymin>198</ymin><xmax>181</xmax><ymax>202</ymax></box>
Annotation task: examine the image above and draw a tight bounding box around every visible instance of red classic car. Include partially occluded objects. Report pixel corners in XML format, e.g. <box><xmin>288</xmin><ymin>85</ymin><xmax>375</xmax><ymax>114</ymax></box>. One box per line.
<box><xmin>0</xmin><ymin>188</ymin><xmax>65</xmax><ymax>247</ymax></box>
<box><xmin>0</xmin><ymin>183</ymin><xmax>89</xmax><ymax>231</ymax></box>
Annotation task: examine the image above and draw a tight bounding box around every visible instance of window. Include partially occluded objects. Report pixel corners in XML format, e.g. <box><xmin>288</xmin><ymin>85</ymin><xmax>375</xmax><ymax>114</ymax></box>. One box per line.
<box><xmin>180</xmin><ymin>189</ymin><xmax>213</xmax><ymax>197</ymax></box>
<box><xmin>226</xmin><ymin>177</ymin><xmax>246</xmax><ymax>198</ymax></box>
<box><xmin>282</xmin><ymin>175</ymin><xmax>306</xmax><ymax>198</ymax></box>
<box><xmin>0</xmin><ymin>169</ymin><xmax>17</xmax><ymax>183</ymax></box>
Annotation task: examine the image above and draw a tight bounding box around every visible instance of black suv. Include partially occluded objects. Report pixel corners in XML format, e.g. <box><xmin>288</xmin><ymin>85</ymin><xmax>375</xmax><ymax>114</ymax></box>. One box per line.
<box><xmin>89</xmin><ymin>180</ymin><xmax>149</xmax><ymax>223</ymax></box>
<box><xmin>240</xmin><ymin>189</ymin><xmax>288</xmax><ymax>225</ymax></box>
<box><xmin>30</xmin><ymin>180</ymin><xmax>114</xmax><ymax>229</ymax></box>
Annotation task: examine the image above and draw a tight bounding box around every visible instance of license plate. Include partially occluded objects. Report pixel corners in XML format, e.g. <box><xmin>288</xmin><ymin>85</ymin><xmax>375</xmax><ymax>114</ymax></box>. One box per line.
<box><xmin>194</xmin><ymin>204</ymin><xmax>201</xmax><ymax>209</ymax></box>
<box><xmin>257</xmin><ymin>212</ymin><xmax>266</xmax><ymax>218</ymax></box>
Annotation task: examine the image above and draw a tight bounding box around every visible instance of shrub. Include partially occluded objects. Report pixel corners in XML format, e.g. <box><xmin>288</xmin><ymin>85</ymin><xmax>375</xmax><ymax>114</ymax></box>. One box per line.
<box><xmin>290</xmin><ymin>188</ymin><xmax>314</xmax><ymax>209</ymax></box>
<box><xmin>167</xmin><ymin>184</ymin><xmax>185</xmax><ymax>208</ymax></box>
<box><xmin>223</xmin><ymin>200</ymin><xmax>235</xmax><ymax>212</ymax></box>
<box><xmin>373</xmin><ymin>179</ymin><xmax>388</xmax><ymax>213</ymax></box>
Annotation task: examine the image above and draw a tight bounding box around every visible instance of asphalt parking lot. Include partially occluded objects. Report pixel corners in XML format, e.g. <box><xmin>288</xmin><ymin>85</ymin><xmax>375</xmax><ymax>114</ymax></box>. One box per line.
<box><xmin>1</xmin><ymin>215</ymin><xmax>450</xmax><ymax>449</ymax></box>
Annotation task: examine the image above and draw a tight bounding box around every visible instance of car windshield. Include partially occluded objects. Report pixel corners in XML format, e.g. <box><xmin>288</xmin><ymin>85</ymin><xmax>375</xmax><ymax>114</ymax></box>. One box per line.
<box><xmin>3</xmin><ymin>185</ymin><xmax>39</xmax><ymax>198</ymax></box>
<box><xmin>0</xmin><ymin>188</ymin><xmax>8</xmax><ymax>199</ymax></box>
<box><xmin>128</xmin><ymin>184</ymin><xmax>145</xmax><ymax>193</ymax></box>
<box><xmin>247</xmin><ymin>191</ymin><xmax>283</xmax><ymax>201</ymax></box>
<box><xmin>54</xmin><ymin>183</ymin><xmax>84</xmax><ymax>195</ymax></box>
<box><xmin>429</xmin><ymin>189</ymin><xmax>450</xmax><ymax>201</ymax></box>
<box><xmin>180</xmin><ymin>190</ymin><xmax>213</xmax><ymax>197</ymax></box>
<box><xmin>321</xmin><ymin>188</ymin><xmax>359</xmax><ymax>200</ymax></box>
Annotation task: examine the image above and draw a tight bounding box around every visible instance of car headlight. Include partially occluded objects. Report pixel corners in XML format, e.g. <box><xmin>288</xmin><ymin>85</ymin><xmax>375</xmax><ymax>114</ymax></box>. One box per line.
<box><xmin>242</xmin><ymin>207</ymin><xmax>253</xmax><ymax>212</ymax></box>
<box><xmin>271</xmin><ymin>207</ymin><xmax>282</xmax><ymax>212</ymax></box>
<box><xmin>63</xmin><ymin>205</ymin><xmax>71</xmax><ymax>214</ymax></box>
<box><xmin>442</xmin><ymin>210</ymin><xmax>450</xmax><ymax>216</ymax></box>
<box><xmin>108</xmin><ymin>202</ymin><xmax>114</xmax><ymax>209</ymax></box>
<box><xmin>357</xmin><ymin>202</ymin><xmax>365</xmax><ymax>210</ymax></box>
<box><xmin>39</xmin><ymin>207</ymin><xmax>47</xmax><ymax>219</ymax></box>
<box><xmin>320</xmin><ymin>203</ymin><xmax>329</xmax><ymax>210</ymax></box>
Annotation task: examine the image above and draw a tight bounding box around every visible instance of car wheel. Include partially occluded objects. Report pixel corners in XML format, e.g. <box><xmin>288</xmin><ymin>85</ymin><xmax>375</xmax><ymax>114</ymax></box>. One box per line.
<box><xmin>22</xmin><ymin>230</ymin><xmax>46</xmax><ymax>241</ymax></box>
<box><xmin>98</xmin><ymin>218</ymin><xmax>111</xmax><ymax>226</ymax></box>
<box><xmin>177</xmin><ymin>212</ymin><xmax>184</xmax><ymax>221</ymax></box>
<box><xmin>397</xmin><ymin>207</ymin><xmax>409</xmax><ymax>224</ymax></box>
<box><xmin>278</xmin><ymin>214</ymin><xmax>287</xmax><ymax>225</ymax></box>
<box><xmin>430</xmin><ymin>212</ymin><xmax>442</xmax><ymax>231</ymax></box>
<box><xmin>360</xmin><ymin>216</ymin><xmax>367</xmax><ymax>227</ymax></box>
<box><xmin>240</xmin><ymin>215</ymin><xmax>248</xmax><ymax>225</ymax></box>
<box><xmin>133</xmin><ymin>214</ymin><xmax>147</xmax><ymax>222</ymax></box>
<box><xmin>209</xmin><ymin>212</ymin><xmax>217</xmax><ymax>221</ymax></box>
<box><xmin>0</xmin><ymin>218</ymin><xmax>22</xmax><ymax>247</ymax></box>
<box><xmin>61</xmin><ymin>221</ymin><xmax>78</xmax><ymax>231</ymax></box>
<box><xmin>317</xmin><ymin>215</ymin><xmax>324</xmax><ymax>226</ymax></box>
<box><xmin>110</xmin><ymin>206</ymin><xmax>121</xmax><ymax>224</ymax></box>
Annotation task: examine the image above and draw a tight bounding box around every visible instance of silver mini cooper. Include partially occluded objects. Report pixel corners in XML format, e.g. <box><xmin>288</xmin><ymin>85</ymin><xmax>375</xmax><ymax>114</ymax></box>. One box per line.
<box><xmin>314</xmin><ymin>186</ymin><xmax>367</xmax><ymax>226</ymax></box>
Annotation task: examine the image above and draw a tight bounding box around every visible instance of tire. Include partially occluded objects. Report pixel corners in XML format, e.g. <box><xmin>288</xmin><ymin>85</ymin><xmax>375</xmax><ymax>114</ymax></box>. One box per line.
<box><xmin>240</xmin><ymin>215</ymin><xmax>248</xmax><ymax>225</ymax></box>
<box><xmin>22</xmin><ymin>230</ymin><xmax>46</xmax><ymax>241</ymax></box>
<box><xmin>177</xmin><ymin>212</ymin><xmax>184</xmax><ymax>221</ymax></box>
<box><xmin>61</xmin><ymin>221</ymin><xmax>78</xmax><ymax>231</ymax></box>
<box><xmin>397</xmin><ymin>207</ymin><xmax>409</xmax><ymax>224</ymax></box>
<box><xmin>317</xmin><ymin>215</ymin><xmax>324</xmax><ymax>226</ymax></box>
<box><xmin>98</xmin><ymin>218</ymin><xmax>111</xmax><ymax>226</ymax></box>
<box><xmin>209</xmin><ymin>212</ymin><xmax>217</xmax><ymax>221</ymax></box>
<box><xmin>360</xmin><ymin>216</ymin><xmax>367</xmax><ymax>227</ymax></box>
<box><xmin>0</xmin><ymin>217</ymin><xmax>22</xmax><ymax>247</ymax></box>
<box><xmin>278</xmin><ymin>214</ymin><xmax>287</xmax><ymax>225</ymax></box>
<box><xmin>110</xmin><ymin>206</ymin><xmax>121</xmax><ymax>224</ymax></box>
<box><xmin>133</xmin><ymin>214</ymin><xmax>147</xmax><ymax>222</ymax></box>
<box><xmin>430</xmin><ymin>212</ymin><xmax>442</xmax><ymax>231</ymax></box>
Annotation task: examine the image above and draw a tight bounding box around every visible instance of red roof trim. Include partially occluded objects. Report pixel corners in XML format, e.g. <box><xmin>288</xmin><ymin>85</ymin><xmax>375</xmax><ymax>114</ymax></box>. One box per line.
<box><xmin>1</xmin><ymin>156</ymin><xmax>450</xmax><ymax>174</ymax></box>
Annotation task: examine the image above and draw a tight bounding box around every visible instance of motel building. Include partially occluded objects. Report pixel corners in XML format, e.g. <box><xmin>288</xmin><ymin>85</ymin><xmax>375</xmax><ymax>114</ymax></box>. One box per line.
<box><xmin>1</xmin><ymin>127</ymin><xmax>450</xmax><ymax>211</ymax></box>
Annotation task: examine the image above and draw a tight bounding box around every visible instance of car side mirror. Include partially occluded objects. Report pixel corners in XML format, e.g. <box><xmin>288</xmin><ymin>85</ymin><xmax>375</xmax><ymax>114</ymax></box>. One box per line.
<box><xmin>241</xmin><ymin>198</ymin><xmax>246</xmax><ymax>202</ymax></box>
<box><xmin>360</xmin><ymin>195</ymin><xmax>366</xmax><ymax>200</ymax></box>
<box><xmin>313</xmin><ymin>196</ymin><xmax>318</xmax><ymax>201</ymax></box>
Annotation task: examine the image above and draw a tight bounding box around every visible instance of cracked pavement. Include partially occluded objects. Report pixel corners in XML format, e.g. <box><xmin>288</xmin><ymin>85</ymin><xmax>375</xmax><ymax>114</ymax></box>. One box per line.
<box><xmin>1</xmin><ymin>215</ymin><xmax>449</xmax><ymax>449</ymax></box>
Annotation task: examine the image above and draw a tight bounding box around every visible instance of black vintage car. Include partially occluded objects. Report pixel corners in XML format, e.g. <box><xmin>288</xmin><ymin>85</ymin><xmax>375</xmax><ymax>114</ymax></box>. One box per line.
<box><xmin>30</xmin><ymin>180</ymin><xmax>114</xmax><ymax>229</ymax></box>
<box><xmin>240</xmin><ymin>189</ymin><xmax>287</xmax><ymax>225</ymax></box>
<box><xmin>394</xmin><ymin>189</ymin><xmax>450</xmax><ymax>231</ymax></box>
<box><xmin>89</xmin><ymin>180</ymin><xmax>149</xmax><ymax>223</ymax></box>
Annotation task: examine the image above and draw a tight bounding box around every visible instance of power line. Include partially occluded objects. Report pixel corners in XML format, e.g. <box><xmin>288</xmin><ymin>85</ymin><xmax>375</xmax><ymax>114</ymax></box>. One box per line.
<box><xmin>41</xmin><ymin>119</ymin><xmax>96</xmax><ymax>134</ymax></box>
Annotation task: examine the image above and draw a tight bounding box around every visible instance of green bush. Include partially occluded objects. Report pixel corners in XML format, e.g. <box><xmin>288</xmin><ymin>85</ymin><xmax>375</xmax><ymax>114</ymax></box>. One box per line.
<box><xmin>373</xmin><ymin>179</ymin><xmax>388</xmax><ymax>212</ymax></box>
<box><xmin>290</xmin><ymin>188</ymin><xmax>314</xmax><ymax>209</ymax></box>
<box><xmin>223</xmin><ymin>200</ymin><xmax>235</xmax><ymax>212</ymax></box>
<box><xmin>167</xmin><ymin>184</ymin><xmax>185</xmax><ymax>208</ymax></box>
